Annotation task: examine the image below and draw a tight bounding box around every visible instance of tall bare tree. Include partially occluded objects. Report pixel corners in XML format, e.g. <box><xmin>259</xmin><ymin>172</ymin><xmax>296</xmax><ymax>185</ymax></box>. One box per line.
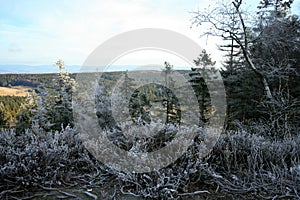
<box><xmin>192</xmin><ymin>0</ymin><xmax>273</xmax><ymax>99</ymax></box>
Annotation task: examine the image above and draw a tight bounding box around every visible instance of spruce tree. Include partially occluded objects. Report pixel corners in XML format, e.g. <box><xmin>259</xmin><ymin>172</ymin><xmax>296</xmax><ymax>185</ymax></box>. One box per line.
<box><xmin>49</xmin><ymin>59</ymin><xmax>77</xmax><ymax>130</ymax></box>
<box><xmin>189</xmin><ymin>50</ymin><xmax>214</xmax><ymax>126</ymax></box>
<box><xmin>0</xmin><ymin>107</ymin><xmax>7</xmax><ymax>128</ymax></box>
<box><xmin>162</xmin><ymin>62</ymin><xmax>180</xmax><ymax>124</ymax></box>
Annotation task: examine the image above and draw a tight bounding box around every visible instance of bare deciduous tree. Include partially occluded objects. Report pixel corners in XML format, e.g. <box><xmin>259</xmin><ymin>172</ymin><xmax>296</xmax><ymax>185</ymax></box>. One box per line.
<box><xmin>192</xmin><ymin>0</ymin><xmax>273</xmax><ymax>99</ymax></box>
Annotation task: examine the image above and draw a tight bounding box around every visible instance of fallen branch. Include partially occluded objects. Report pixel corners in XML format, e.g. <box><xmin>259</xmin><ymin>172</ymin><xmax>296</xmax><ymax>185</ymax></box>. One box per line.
<box><xmin>178</xmin><ymin>190</ymin><xmax>211</xmax><ymax>196</ymax></box>
<box><xmin>83</xmin><ymin>191</ymin><xmax>98</xmax><ymax>199</ymax></box>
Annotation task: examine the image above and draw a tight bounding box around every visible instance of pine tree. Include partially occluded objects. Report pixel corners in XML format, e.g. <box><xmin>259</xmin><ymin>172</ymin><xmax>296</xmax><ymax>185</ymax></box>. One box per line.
<box><xmin>119</xmin><ymin>70</ymin><xmax>136</xmax><ymax>99</ymax></box>
<box><xmin>49</xmin><ymin>59</ymin><xmax>77</xmax><ymax>130</ymax></box>
<box><xmin>219</xmin><ymin>32</ymin><xmax>251</xmax><ymax>125</ymax></box>
<box><xmin>16</xmin><ymin>60</ymin><xmax>77</xmax><ymax>132</ymax></box>
<box><xmin>95</xmin><ymin>81</ymin><xmax>115</xmax><ymax>129</ymax></box>
<box><xmin>162</xmin><ymin>62</ymin><xmax>180</xmax><ymax>124</ymax></box>
<box><xmin>128</xmin><ymin>88</ymin><xmax>152</xmax><ymax>125</ymax></box>
<box><xmin>189</xmin><ymin>50</ymin><xmax>214</xmax><ymax>125</ymax></box>
<box><xmin>219</xmin><ymin>34</ymin><xmax>244</xmax><ymax>76</ymax></box>
<box><xmin>15</xmin><ymin>92</ymin><xmax>38</xmax><ymax>134</ymax></box>
<box><xmin>0</xmin><ymin>107</ymin><xmax>7</xmax><ymax>128</ymax></box>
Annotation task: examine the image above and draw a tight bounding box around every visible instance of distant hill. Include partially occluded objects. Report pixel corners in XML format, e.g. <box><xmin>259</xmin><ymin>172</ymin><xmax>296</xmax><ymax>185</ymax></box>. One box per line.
<box><xmin>0</xmin><ymin>65</ymin><xmax>81</xmax><ymax>74</ymax></box>
<box><xmin>0</xmin><ymin>65</ymin><xmax>191</xmax><ymax>74</ymax></box>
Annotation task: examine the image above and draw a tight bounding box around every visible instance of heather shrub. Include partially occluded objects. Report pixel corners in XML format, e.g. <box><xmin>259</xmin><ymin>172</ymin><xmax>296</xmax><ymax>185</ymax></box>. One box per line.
<box><xmin>1</xmin><ymin>124</ymin><xmax>299</xmax><ymax>199</ymax></box>
<box><xmin>0</xmin><ymin>126</ymin><xmax>98</xmax><ymax>188</ymax></box>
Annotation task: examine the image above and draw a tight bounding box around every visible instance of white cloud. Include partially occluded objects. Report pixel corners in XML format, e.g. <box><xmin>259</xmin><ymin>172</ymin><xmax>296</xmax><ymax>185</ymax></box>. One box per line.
<box><xmin>8</xmin><ymin>43</ymin><xmax>22</xmax><ymax>52</ymax></box>
<box><xmin>0</xmin><ymin>0</ymin><xmax>228</xmax><ymax>66</ymax></box>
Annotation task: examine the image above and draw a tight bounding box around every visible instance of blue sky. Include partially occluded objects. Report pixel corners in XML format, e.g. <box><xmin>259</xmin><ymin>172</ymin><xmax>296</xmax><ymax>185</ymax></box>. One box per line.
<box><xmin>0</xmin><ymin>0</ymin><xmax>299</xmax><ymax>68</ymax></box>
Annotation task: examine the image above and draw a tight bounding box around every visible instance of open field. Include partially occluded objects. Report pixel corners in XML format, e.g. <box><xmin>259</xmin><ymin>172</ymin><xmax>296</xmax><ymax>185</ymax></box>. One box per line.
<box><xmin>0</xmin><ymin>86</ymin><xmax>33</xmax><ymax>97</ymax></box>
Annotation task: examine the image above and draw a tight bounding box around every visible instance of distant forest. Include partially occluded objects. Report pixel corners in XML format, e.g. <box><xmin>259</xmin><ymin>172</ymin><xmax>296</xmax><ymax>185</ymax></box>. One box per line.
<box><xmin>0</xmin><ymin>60</ymin><xmax>299</xmax><ymax>132</ymax></box>
<box><xmin>0</xmin><ymin>73</ymin><xmax>68</xmax><ymax>87</ymax></box>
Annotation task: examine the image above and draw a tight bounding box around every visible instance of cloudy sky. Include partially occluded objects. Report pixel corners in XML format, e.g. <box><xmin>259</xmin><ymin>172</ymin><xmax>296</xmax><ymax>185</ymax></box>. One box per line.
<box><xmin>0</xmin><ymin>0</ymin><xmax>299</xmax><ymax>69</ymax></box>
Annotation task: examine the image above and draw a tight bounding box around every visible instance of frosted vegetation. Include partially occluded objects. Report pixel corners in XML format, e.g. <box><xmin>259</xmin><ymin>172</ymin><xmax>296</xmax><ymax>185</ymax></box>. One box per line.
<box><xmin>1</xmin><ymin>0</ymin><xmax>300</xmax><ymax>199</ymax></box>
<box><xmin>1</xmin><ymin>57</ymin><xmax>299</xmax><ymax>199</ymax></box>
<box><xmin>1</xmin><ymin>124</ymin><xmax>299</xmax><ymax>199</ymax></box>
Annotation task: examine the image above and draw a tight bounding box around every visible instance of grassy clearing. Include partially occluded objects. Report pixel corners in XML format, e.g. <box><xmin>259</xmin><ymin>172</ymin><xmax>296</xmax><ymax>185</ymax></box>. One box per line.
<box><xmin>0</xmin><ymin>86</ymin><xmax>33</xmax><ymax>97</ymax></box>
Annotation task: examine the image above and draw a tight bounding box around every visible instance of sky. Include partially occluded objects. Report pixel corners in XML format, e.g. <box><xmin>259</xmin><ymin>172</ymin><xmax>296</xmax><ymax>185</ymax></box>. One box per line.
<box><xmin>0</xmin><ymin>0</ymin><xmax>299</xmax><ymax>70</ymax></box>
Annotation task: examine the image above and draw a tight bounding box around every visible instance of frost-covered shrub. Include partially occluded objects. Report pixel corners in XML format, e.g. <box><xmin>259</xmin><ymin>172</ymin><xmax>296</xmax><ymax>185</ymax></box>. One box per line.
<box><xmin>209</xmin><ymin>131</ymin><xmax>300</xmax><ymax>173</ymax></box>
<box><xmin>0</xmin><ymin>126</ymin><xmax>98</xmax><ymax>188</ymax></box>
<box><xmin>1</xmin><ymin>121</ymin><xmax>299</xmax><ymax>199</ymax></box>
<box><xmin>110</xmin><ymin>125</ymin><xmax>217</xmax><ymax>199</ymax></box>
<box><xmin>232</xmin><ymin>118</ymin><xmax>300</xmax><ymax>139</ymax></box>
<box><xmin>207</xmin><ymin>130</ymin><xmax>300</xmax><ymax>198</ymax></box>
<box><xmin>113</xmin><ymin>126</ymin><xmax>300</xmax><ymax>198</ymax></box>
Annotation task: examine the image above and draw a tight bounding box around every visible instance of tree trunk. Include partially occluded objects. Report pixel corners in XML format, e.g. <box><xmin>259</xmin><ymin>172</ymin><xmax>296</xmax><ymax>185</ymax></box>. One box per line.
<box><xmin>233</xmin><ymin>0</ymin><xmax>273</xmax><ymax>100</ymax></box>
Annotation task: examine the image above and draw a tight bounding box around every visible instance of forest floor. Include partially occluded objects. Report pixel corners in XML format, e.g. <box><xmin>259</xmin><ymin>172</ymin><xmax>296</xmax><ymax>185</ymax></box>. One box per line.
<box><xmin>9</xmin><ymin>183</ymin><xmax>263</xmax><ymax>200</ymax></box>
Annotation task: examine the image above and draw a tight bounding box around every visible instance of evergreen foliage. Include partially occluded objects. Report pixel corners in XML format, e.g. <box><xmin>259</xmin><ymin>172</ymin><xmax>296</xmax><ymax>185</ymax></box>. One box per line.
<box><xmin>0</xmin><ymin>96</ymin><xmax>25</xmax><ymax>128</ymax></box>
<box><xmin>189</xmin><ymin>50</ymin><xmax>214</xmax><ymax>125</ymax></box>
<box><xmin>15</xmin><ymin>60</ymin><xmax>76</xmax><ymax>133</ymax></box>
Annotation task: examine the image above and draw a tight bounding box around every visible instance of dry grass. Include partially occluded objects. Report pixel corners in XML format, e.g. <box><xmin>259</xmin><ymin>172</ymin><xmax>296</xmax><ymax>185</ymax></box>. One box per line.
<box><xmin>0</xmin><ymin>86</ymin><xmax>33</xmax><ymax>97</ymax></box>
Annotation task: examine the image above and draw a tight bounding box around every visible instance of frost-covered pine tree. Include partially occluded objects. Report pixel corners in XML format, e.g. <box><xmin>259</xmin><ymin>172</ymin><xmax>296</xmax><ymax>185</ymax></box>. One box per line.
<box><xmin>49</xmin><ymin>59</ymin><xmax>77</xmax><ymax>130</ymax></box>
<box><xmin>95</xmin><ymin>81</ymin><xmax>115</xmax><ymax>129</ymax></box>
<box><xmin>16</xmin><ymin>60</ymin><xmax>77</xmax><ymax>132</ymax></box>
